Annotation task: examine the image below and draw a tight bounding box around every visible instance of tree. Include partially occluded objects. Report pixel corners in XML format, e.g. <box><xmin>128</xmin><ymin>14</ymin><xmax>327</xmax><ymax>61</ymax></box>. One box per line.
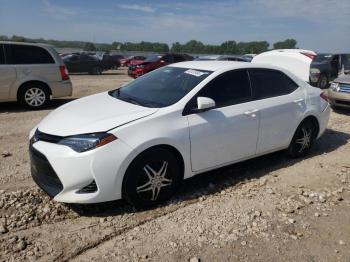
<box><xmin>273</xmin><ymin>39</ymin><xmax>297</xmax><ymax>49</ymax></box>
<box><xmin>83</xmin><ymin>42</ymin><xmax>97</xmax><ymax>51</ymax></box>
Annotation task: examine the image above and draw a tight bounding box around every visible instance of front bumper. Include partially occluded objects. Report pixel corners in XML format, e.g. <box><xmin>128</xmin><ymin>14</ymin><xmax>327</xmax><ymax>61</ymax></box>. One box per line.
<box><xmin>328</xmin><ymin>89</ymin><xmax>350</xmax><ymax>108</ymax></box>
<box><xmin>29</xmin><ymin>136</ymin><xmax>135</xmax><ymax>203</ymax></box>
<box><xmin>50</xmin><ymin>80</ymin><xmax>73</xmax><ymax>98</ymax></box>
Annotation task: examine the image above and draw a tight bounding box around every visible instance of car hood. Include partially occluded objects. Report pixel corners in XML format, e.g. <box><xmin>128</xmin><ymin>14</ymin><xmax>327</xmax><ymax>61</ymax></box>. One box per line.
<box><xmin>37</xmin><ymin>92</ymin><xmax>158</xmax><ymax>136</ymax></box>
<box><xmin>334</xmin><ymin>74</ymin><xmax>350</xmax><ymax>84</ymax></box>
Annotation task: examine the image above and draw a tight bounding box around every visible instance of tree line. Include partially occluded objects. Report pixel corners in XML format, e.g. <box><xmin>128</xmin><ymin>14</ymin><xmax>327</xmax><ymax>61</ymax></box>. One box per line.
<box><xmin>0</xmin><ymin>35</ymin><xmax>297</xmax><ymax>54</ymax></box>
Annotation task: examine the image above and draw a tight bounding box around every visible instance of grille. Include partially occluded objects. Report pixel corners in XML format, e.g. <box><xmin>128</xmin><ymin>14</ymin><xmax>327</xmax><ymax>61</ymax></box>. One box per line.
<box><xmin>335</xmin><ymin>99</ymin><xmax>350</xmax><ymax>106</ymax></box>
<box><xmin>339</xmin><ymin>83</ymin><xmax>350</xmax><ymax>93</ymax></box>
<box><xmin>77</xmin><ymin>180</ymin><xmax>98</xmax><ymax>193</ymax></box>
<box><xmin>31</xmin><ymin>129</ymin><xmax>63</xmax><ymax>144</ymax></box>
<box><xmin>29</xmin><ymin>144</ymin><xmax>63</xmax><ymax>197</ymax></box>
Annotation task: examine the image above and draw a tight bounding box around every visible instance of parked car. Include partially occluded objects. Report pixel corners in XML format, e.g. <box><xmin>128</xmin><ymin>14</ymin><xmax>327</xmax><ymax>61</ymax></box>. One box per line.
<box><xmin>128</xmin><ymin>53</ymin><xmax>193</xmax><ymax>78</ymax></box>
<box><xmin>195</xmin><ymin>55</ymin><xmax>249</xmax><ymax>62</ymax></box>
<box><xmin>252</xmin><ymin>49</ymin><xmax>317</xmax><ymax>83</ymax></box>
<box><xmin>328</xmin><ymin>74</ymin><xmax>350</xmax><ymax>109</ymax></box>
<box><xmin>0</xmin><ymin>41</ymin><xmax>72</xmax><ymax>109</ymax></box>
<box><xmin>120</xmin><ymin>56</ymin><xmax>146</xmax><ymax>67</ymax></box>
<box><xmin>100</xmin><ymin>54</ymin><xmax>121</xmax><ymax>70</ymax></box>
<box><xmin>29</xmin><ymin>61</ymin><xmax>330</xmax><ymax>208</ymax></box>
<box><xmin>309</xmin><ymin>53</ymin><xmax>350</xmax><ymax>89</ymax></box>
<box><xmin>63</xmin><ymin>53</ymin><xmax>104</xmax><ymax>75</ymax></box>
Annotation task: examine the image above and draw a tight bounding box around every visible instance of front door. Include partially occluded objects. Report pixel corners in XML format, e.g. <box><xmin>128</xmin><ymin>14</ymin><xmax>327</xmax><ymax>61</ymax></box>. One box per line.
<box><xmin>186</xmin><ymin>69</ymin><xmax>259</xmax><ymax>172</ymax></box>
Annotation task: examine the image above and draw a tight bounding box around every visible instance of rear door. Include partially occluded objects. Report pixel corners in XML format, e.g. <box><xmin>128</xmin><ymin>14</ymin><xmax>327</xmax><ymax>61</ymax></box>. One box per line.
<box><xmin>248</xmin><ymin>68</ymin><xmax>306</xmax><ymax>154</ymax></box>
<box><xmin>0</xmin><ymin>44</ymin><xmax>16</xmax><ymax>100</ymax></box>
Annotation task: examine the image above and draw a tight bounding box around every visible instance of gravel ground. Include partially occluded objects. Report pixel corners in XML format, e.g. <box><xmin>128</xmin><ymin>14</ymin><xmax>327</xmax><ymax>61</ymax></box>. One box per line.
<box><xmin>0</xmin><ymin>68</ymin><xmax>349</xmax><ymax>261</ymax></box>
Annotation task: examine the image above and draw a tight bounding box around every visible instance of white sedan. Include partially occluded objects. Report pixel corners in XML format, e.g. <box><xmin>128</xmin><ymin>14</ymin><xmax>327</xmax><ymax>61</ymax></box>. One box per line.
<box><xmin>29</xmin><ymin>61</ymin><xmax>330</xmax><ymax>208</ymax></box>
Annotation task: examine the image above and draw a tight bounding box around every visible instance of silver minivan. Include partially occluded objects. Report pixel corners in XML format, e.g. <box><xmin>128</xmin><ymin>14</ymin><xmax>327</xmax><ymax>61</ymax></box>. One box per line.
<box><xmin>0</xmin><ymin>41</ymin><xmax>72</xmax><ymax>109</ymax></box>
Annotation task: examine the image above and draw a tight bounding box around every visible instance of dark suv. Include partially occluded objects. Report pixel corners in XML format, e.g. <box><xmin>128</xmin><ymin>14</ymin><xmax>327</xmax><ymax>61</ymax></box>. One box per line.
<box><xmin>309</xmin><ymin>54</ymin><xmax>350</xmax><ymax>89</ymax></box>
<box><xmin>63</xmin><ymin>53</ymin><xmax>104</xmax><ymax>75</ymax></box>
<box><xmin>128</xmin><ymin>53</ymin><xmax>193</xmax><ymax>78</ymax></box>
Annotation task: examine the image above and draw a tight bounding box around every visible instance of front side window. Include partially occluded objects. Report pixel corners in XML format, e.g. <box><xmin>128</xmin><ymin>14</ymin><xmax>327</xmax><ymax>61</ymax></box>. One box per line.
<box><xmin>109</xmin><ymin>67</ymin><xmax>212</xmax><ymax>108</ymax></box>
<box><xmin>196</xmin><ymin>69</ymin><xmax>252</xmax><ymax>108</ymax></box>
<box><xmin>0</xmin><ymin>45</ymin><xmax>4</xmax><ymax>64</ymax></box>
<box><xmin>249</xmin><ymin>69</ymin><xmax>298</xmax><ymax>100</ymax></box>
<box><xmin>6</xmin><ymin>44</ymin><xmax>55</xmax><ymax>64</ymax></box>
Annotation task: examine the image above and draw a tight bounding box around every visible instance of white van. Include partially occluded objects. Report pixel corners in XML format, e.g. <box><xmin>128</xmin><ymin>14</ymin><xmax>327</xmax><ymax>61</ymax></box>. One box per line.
<box><xmin>0</xmin><ymin>41</ymin><xmax>72</xmax><ymax>109</ymax></box>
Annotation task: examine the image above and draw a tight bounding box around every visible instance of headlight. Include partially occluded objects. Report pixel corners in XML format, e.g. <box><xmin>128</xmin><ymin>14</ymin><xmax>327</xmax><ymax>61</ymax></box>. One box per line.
<box><xmin>58</xmin><ymin>133</ymin><xmax>117</xmax><ymax>152</ymax></box>
<box><xmin>310</xmin><ymin>68</ymin><xmax>320</xmax><ymax>74</ymax></box>
<box><xmin>330</xmin><ymin>82</ymin><xmax>340</xmax><ymax>92</ymax></box>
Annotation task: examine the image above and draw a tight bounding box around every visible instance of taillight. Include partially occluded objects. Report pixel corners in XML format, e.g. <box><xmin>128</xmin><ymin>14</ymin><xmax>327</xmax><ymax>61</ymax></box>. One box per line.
<box><xmin>301</xmin><ymin>52</ymin><xmax>316</xmax><ymax>60</ymax></box>
<box><xmin>59</xmin><ymin>65</ymin><xmax>70</xmax><ymax>81</ymax></box>
<box><xmin>320</xmin><ymin>91</ymin><xmax>329</xmax><ymax>102</ymax></box>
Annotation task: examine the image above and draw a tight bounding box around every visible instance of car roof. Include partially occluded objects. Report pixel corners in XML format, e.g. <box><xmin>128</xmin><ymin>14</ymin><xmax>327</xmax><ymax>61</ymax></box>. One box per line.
<box><xmin>0</xmin><ymin>41</ymin><xmax>53</xmax><ymax>48</ymax></box>
<box><xmin>169</xmin><ymin>61</ymin><xmax>282</xmax><ymax>72</ymax></box>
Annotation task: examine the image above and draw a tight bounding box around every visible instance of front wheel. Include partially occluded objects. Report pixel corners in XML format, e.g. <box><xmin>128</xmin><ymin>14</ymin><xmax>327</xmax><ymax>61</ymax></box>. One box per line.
<box><xmin>123</xmin><ymin>148</ymin><xmax>182</xmax><ymax>209</ymax></box>
<box><xmin>318</xmin><ymin>74</ymin><xmax>328</xmax><ymax>89</ymax></box>
<box><xmin>286</xmin><ymin>120</ymin><xmax>316</xmax><ymax>158</ymax></box>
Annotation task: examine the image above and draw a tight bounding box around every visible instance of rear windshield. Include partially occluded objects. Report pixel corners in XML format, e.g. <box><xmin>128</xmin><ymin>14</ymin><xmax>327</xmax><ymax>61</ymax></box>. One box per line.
<box><xmin>109</xmin><ymin>66</ymin><xmax>212</xmax><ymax>108</ymax></box>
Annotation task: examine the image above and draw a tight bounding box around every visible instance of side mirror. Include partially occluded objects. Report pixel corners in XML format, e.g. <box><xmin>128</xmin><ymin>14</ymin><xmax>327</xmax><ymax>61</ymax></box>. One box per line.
<box><xmin>196</xmin><ymin>97</ymin><xmax>216</xmax><ymax>112</ymax></box>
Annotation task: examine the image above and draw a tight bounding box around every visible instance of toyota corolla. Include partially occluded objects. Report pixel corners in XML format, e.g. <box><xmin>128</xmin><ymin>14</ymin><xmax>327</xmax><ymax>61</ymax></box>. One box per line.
<box><xmin>29</xmin><ymin>61</ymin><xmax>330</xmax><ymax>208</ymax></box>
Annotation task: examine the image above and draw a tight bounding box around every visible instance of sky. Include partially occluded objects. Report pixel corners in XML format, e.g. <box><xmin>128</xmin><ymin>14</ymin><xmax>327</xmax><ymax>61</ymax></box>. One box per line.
<box><xmin>0</xmin><ymin>0</ymin><xmax>349</xmax><ymax>53</ymax></box>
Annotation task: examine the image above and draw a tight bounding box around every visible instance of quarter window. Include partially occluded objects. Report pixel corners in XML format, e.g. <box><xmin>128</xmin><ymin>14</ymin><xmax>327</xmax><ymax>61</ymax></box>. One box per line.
<box><xmin>0</xmin><ymin>45</ymin><xmax>4</xmax><ymax>64</ymax></box>
<box><xmin>6</xmin><ymin>44</ymin><xmax>55</xmax><ymax>64</ymax></box>
<box><xmin>248</xmin><ymin>69</ymin><xmax>298</xmax><ymax>100</ymax></box>
<box><xmin>197</xmin><ymin>69</ymin><xmax>251</xmax><ymax>108</ymax></box>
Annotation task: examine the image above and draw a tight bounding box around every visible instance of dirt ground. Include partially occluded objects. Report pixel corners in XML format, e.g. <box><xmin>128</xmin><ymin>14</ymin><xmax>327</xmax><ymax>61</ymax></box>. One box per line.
<box><xmin>0</xmin><ymin>68</ymin><xmax>349</xmax><ymax>262</ymax></box>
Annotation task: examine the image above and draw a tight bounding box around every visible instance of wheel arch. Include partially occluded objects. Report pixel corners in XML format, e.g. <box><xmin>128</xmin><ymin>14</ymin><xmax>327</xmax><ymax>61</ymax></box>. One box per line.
<box><xmin>17</xmin><ymin>80</ymin><xmax>52</xmax><ymax>100</ymax></box>
<box><xmin>298</xmin><ymin>115</ymin><xmax>320</xmax><ymax>139</ymax></box>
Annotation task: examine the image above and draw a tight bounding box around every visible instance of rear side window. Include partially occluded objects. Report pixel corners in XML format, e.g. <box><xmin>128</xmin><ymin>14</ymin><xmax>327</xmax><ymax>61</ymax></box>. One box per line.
<box><xmin>0</xmin><ymin>45</ymin><xmax>4</xmax><ymax>64</ymax></box>
<box><xmin>249</xmin><ymin>69</ymin><xmax>298</xmax><ymax>100</ymax></box>
<box><xmin>6</xmin><ymin>44</ymin><xmax>55</xmax><ymax>64</ymax></box>
<box><xmin>197</xmin><ymin>69</ymin><xmax>251</xmax><ymax>108</ymax></box>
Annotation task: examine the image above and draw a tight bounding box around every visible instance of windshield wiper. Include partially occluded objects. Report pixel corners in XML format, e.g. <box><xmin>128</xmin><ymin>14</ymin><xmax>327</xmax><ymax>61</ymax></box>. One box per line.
<box><xmin>120</xmin><ymin>97</ymin><xmax>143</xmax><ymax>106</ymax></box>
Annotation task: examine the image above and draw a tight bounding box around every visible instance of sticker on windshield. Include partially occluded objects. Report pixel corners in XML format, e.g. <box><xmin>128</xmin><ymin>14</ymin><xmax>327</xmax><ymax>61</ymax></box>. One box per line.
<box><xmin>185</xmin><ymin>69</ymin><xmax>208</xmax><ymax>77</ymax></box>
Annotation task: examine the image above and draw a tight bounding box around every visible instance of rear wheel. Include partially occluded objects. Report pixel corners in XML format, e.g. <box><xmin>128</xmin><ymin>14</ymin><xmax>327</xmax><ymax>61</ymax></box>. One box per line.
<box><xmin>91</xmin><ymin>67</ymin><xmax>102</xmax><ymax>75</ymax></box>
<box><xmin>123</xmin><ymin>148</ymin><xmax>182</xmax><ymax>209</ymax></box>
<box><xmin>286</xmin><ymin>120</ymin><xmax>317</xmax><ymax>158</ymax></box>
<box><xmin>18</xmin><ymin>84</ymin><xmax>50</xmax><ymax>109</ymax></box>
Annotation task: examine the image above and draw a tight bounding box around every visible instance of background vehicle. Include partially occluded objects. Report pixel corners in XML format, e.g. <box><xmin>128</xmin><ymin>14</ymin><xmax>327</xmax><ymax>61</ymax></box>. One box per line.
<box><xmin>128</xmin><ymin>53</ymin><xmax>193</xmax><ymax>78</ymax></box>
<box><xmin>30</xmin><ymin>62</ymin><xmax>330</xmax><ymax>208</ymax></box>
<box><xmin>309</xmin><ymin>53</ymin><xmax>350</xmax><ymax>89</ymax></box>
<box><xmin>63</xmin><ymin>53</ymin><xmax>104</xmax><ymax>75</ymax></box>
<box><xmin>100</xmin><ymin>54</ymin><xmax>121</xmax><ymax>70</ymax></box>
<box><xmin>252</xmin><ymin>49</ymin><xmax>317</xmax><ymax>83</ymax></box>
<box><xmin>328</xmin><ymin>74</ymin><xmax>350</xmax><ymax>109</ymax></box>
<box><xmin>195</xmin><ymin>55</ymin><xmax>249</xmax><ymax>62</ymax></box>
<box><xmin>0</xmin><ymin>41</ymin><xmax>72</xmax><ymax>109</ymax></box>
<box><xmin>120</xmin><ymin>56</ymin><xmax>146</xmax><ymax>67</ymax></box>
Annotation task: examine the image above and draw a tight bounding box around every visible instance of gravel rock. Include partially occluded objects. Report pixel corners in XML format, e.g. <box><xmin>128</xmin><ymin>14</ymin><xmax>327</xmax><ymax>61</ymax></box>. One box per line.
<box><xmin>0</xmin><ymin>224</ymin><xmax>8</xmax><ymax>234</ymax></box>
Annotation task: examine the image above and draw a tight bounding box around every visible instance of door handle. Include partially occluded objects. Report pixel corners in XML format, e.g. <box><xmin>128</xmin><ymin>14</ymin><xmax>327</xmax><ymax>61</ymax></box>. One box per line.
<box><xmin>244</xmin><ymin>109</ymin><xmax>259</xmax><ymax>117</ymax></box>
<box><xmin>293</xmin><ymin>98</ymin><xmax>304</xmax><ymax>104</ymax></box>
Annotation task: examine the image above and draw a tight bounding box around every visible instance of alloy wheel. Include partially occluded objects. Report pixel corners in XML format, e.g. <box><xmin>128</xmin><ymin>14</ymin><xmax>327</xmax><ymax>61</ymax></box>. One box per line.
<box><xmin>295</xmin><ymin>127</ymin><xmax>312</xmax><ymax>153</ymax></box>
<box><xmin>136</xmin><ymin>161</ymin><xmax>172</xmax><ymax>201</ymax></box>
<box><xmin>24</xmin><ymin>88</ymin><xmax>46</xmax><ymax>107</ymax></box>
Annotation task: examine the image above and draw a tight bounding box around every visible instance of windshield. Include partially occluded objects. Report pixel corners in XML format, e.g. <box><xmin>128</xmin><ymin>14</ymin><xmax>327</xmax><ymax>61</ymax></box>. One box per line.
<box><xmin>144</xmin><ymin>54</ymin><xmax>162</xmax><ymax>62</ymax></box>
<box><xmin>314</xmin><ymin>54</ymin><xmax>332</xmax><ymax>63</ymax></box>
<box><xmin>109</xmin><ymin>67</ymin><xmax>212</xmax><ymax>108</ymax></box>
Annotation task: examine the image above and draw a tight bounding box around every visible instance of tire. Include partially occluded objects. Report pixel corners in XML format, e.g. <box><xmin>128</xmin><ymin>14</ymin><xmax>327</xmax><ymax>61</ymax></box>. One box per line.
<box><xmin>18</xmin><ymin>83</ymin><xmax>50</xmax><ymax>109</ymax></box>
<box><xmin>123</xmin><ymin>148</ymin><xmax>182</xmax><ymax>209</ymax></box>
<box><xmin>286</xmin><ymin>120</ymin><xmax>317</xmax><ymax>158</ymax></box>
<box><xmin>91</xmin><ymin>67</ymin><xmax>102</xmax><ymax>75</ymax></box>
<box><xmin>318</xmin><ymin>74</ymin><xmax>328</xmax><ymax>89</ymax></box>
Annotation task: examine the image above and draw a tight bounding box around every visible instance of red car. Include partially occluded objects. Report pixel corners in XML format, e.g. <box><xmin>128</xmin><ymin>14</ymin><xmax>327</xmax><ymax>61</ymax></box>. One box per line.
<box><xmin>128</xmin><ymin>53</ymin><xmax>193</xmax><ymax>78</ymax></box>
<box><xmin>120</xmin><ymin>55</ymin><xmax>145</xmax><ymax>67</ymax></box>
